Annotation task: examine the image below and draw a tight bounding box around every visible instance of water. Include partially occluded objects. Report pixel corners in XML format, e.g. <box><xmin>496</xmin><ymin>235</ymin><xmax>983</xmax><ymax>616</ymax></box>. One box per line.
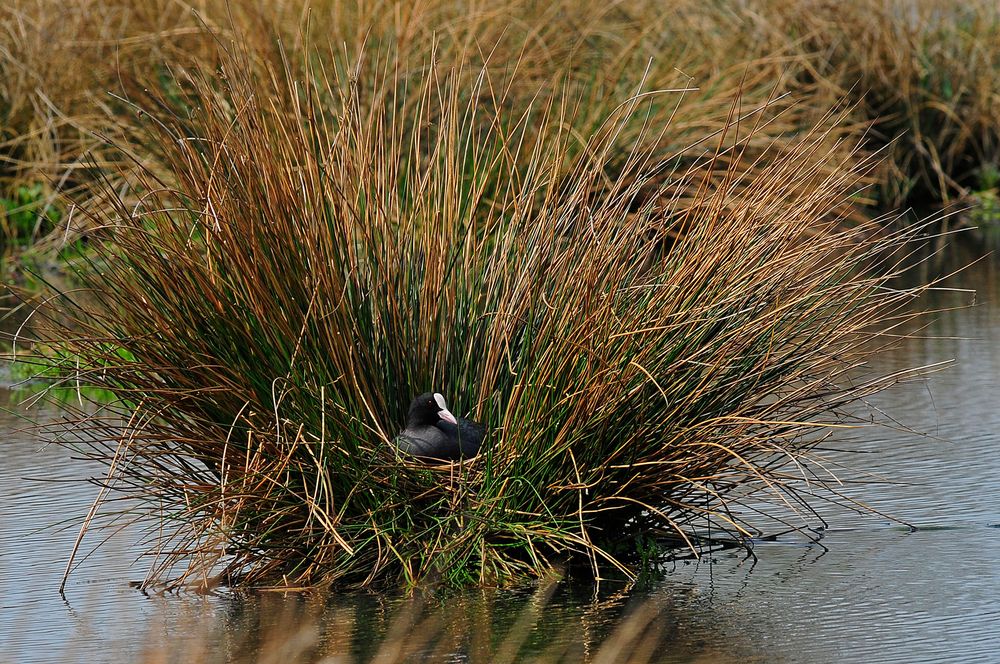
<box><xmin>2</xmin><ymin>245</ymin><xmax>998</xmax><ymax>663</ymax></box>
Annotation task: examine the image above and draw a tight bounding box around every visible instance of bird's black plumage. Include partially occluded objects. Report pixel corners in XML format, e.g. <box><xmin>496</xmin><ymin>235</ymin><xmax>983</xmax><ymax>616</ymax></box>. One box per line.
<box><xmin>395</xmin><ymin>392</ymin><xmax>486</xmax><ymax>461</ymax></box>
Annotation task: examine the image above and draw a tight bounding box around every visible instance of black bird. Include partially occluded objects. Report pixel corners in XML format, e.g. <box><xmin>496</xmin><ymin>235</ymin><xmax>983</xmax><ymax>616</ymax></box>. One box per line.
<box><xmin>395</xmin><ymin>392</ymin><xmax>486</xmax><ymax>461</ymax></box>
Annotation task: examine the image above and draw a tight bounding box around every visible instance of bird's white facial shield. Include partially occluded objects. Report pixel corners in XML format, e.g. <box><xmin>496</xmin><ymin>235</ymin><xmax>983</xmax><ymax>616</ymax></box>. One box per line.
<box><xmin>433</xmin><ymin>392</ymin><xmax>458</xmax><ymax>424</ymax></box>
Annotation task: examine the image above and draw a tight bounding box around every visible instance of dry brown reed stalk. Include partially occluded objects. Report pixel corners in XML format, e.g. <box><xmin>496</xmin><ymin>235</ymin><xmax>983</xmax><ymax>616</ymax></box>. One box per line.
<box><xmin>25</xmin><ymin>23</ymin><xmax>940</xmax><ymax>592</ymax></box>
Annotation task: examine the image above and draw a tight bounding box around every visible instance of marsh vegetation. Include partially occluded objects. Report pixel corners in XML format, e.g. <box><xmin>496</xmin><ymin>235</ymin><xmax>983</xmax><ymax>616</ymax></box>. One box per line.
<box><xmin>1</xmin><ymin>0</ymin><xmax>996</xmax><ymax>601</ymax></box>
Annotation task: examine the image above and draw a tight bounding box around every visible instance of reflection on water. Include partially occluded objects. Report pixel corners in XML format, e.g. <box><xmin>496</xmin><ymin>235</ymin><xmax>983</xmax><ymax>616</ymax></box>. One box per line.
<box><xmin>2</xmin><ymin>243</ymin><xmax>999</xmax><ymax>663</ymax></box>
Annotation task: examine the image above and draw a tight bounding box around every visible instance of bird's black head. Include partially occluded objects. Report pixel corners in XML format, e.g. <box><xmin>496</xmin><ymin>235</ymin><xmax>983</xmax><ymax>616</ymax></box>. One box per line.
<box><xmin>407</xmin><ymin>392</ymin><xmax>458</xmax><ymax>426</ymax></box>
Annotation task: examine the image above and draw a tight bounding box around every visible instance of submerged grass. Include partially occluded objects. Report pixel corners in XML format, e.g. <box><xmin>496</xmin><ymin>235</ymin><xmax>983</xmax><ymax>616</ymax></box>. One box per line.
<box><xmin>30</xmin><ymin>33</ymin><xmax>935</xmax><ymax>590</ymax></box>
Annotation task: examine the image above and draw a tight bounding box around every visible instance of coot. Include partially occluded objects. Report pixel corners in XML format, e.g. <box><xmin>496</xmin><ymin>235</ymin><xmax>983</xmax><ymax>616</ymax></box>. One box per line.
<box><xmin>395</xmin><ymin>392</ymin><xmax>486</xmax><ymax>461</ymax></box>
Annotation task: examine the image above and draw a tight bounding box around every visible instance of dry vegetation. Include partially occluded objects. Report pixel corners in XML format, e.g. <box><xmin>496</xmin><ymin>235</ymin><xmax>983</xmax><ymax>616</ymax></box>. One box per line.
<box><xmin>0</xmin><ymin>0</ymin><xmax>991</xmax><ymax>590</ymax></box>
<box><xmin>3</xmin><ymin>0</ymin><xmax>997</xmax><ymax>256</ymax></box>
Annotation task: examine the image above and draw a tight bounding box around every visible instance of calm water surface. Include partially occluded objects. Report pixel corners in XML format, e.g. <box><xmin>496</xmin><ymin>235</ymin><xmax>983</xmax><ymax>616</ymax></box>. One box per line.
<box><xmin>2</xmin><ymin>247</ymin><xmax>998</xmax><ymax>663</ymax></box>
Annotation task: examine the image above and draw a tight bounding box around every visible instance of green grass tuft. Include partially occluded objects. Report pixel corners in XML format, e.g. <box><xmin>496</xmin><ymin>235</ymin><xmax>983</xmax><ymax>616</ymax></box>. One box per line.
<box><xmin>35</xmin><ymin>39</ymin><xmax>933</xmax><ymax>590</ymax></box>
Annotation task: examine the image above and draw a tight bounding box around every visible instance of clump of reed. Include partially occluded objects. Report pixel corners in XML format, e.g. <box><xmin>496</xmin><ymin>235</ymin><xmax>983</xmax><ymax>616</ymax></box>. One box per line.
<box><xmin>768</xmin><ymin>0</ymin><xmax>1000</xmax><ymax>206</ymax></box>
<box><xmin>0</xmin><ymin>0</ymin><xmax>856</xmax><ymax>260</ymax></box>
<box><xmin>31</xmin><ymin>30</ymin><xmax>934</xmax><ymax>591</ymax></box>
<box><xmin>0</xmin><ymin>0</ymin><xmax>208</xmax><ymax>256</ymax></box>
<box><xmin>4</xmin><ymin>0</ymin><xmax>999</xmax><ymax>270</ymax></box>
